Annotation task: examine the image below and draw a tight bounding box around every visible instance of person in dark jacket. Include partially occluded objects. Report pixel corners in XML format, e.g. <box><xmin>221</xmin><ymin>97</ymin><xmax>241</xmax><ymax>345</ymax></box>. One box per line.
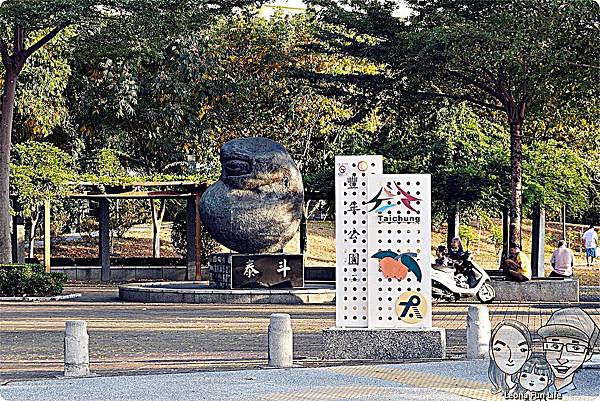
<box><xmin>448</xmin><ymin>237</ymin><xmax>465</xmax><ymax>261</ymax></box>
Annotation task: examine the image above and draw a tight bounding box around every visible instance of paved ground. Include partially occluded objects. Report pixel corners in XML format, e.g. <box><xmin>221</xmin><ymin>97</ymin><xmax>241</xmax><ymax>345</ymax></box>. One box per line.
<box><xmin>1</xmin><ymin>360</ymin><xmax>599</xmax><ymax>401</ymax></box>
<box><xmin>1</xmin><ymin>285</ymin><xmax>599</xmax><ymax>382</ymax></box>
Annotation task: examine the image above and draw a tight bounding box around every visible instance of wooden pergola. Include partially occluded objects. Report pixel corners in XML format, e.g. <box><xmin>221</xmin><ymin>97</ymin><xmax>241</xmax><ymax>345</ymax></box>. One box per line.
<box><xmin>40</xmin><ymin>181</ymin><xmax>208</xmax><ymax>281</ymax></box>
<box><xmin>11</xmin><ymin>180</ymin><xmax>312</xmax><ymax>281</ymax></box>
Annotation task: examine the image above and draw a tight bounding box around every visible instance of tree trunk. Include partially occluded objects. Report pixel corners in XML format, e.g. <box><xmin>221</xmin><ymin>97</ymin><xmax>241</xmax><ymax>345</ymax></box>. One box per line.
<box><xmin>502</xmin><ymin>206</ymin><xmax>510</xmax><ymax>260</ymax></box>
<box><xmin>561</xmin><ymin>204</ymin><xmax>567</xmax><ymax>240</ymax></box>
<box><xmin>446</xmin><ymin>203</ymin><xmax>460</xmax><ymax>248</ymax></box>
<box><xmin>0</xmin><ymin>68</ymin><xmax>19</xmax><ymax>263</ymax></box>
<box><xmin>0</xmin><ymin>23</ymin><xmax>66</xmax><ymax>262</ymax></box>
<box><xmin>509</xmin><ymin>121</ymin><xmax>523</xmax><ymax>246</ymax></box>
<box><xmin>150</xmin><ymin>199</ymin><xmax>167</xmax><ymax>258</ymax></box>
<box><xmin>27</xmin><ymin>208</ymin><xmax>40</xmax><ymax>259</ymax></box>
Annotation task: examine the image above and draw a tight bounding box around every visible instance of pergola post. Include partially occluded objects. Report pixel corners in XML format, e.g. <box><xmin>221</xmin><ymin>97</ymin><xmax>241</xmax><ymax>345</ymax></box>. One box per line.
<box><xmin>300</xmin><ymin>209</ymin><xmax>307</xmax><ymax>263</ymax></box>
<box><xmin>186</xmin><ymin>195</ymin><xmax>197</xmax><ymax>281</ymax></box>
<box><xmin>11</xmin><ymin>201</ymin><xmax>25</xmax><ymax>263</ymax></box>
<box><xmin>98</xmin><ymin>198</ymin><xmax>110</xmax><ymax>281</ymax></box>
<box><xmin>531</xmin><ymin>205</ymin><xmax>546</xmax><ymax>277</ymax></box>
<box><xmin>44</xmin><ymin>200</ymin><xmax>51</xmax><ymax>272</ymax></box>
<box><xmin>194</xmin><ymin>193</ymin><xmax>203</xmax><ymax>280</ymax></box>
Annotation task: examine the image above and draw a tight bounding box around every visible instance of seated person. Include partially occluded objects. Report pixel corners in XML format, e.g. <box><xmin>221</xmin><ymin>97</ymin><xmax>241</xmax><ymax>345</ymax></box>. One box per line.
<box><xmin>550</xmin><ymin>239</ymin><xmax>574</xmax><ymax>278</ymax></box>
<box><xmin>447</xmin><ymin>237</ymin><xmax>466</xmax><ymax>261</ymax></box>
<box><xmin>435</xmin><ymin>245</ymin><xmax>451</xmax><ymax>266</ymax></box>
<box><xmin>501</xmin><ymin>243</ymin><xmax>531</xmax><ymax>282</ymax></box>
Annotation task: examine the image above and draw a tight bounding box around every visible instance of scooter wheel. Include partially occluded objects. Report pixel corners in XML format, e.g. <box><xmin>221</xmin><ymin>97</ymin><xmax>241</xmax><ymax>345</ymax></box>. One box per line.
<box><xmin>476</xmin><ymin>281</ymin><xmax>495</xmax><ymax>303</ymax></box>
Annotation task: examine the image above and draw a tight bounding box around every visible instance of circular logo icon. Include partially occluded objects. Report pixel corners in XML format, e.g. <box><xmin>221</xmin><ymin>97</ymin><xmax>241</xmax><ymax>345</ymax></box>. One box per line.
<box><xmin>395</xmin><ymin>291</ymin><xmax>428</xmax><ymax>324</ymax></box>
<box><xmin>338</xmin><ymin>164</ymin><xmax>347</xmax><ymax>174</ymax></box>
<box><xmin>357</xmin><ymin>161</ymin><xmax>368</xmax><ymax>171</ymax></box>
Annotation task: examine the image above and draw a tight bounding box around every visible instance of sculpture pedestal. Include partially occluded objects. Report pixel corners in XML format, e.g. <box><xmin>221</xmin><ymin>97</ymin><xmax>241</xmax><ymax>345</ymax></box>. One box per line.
<box><xmin>209</xmin><ymin>253</ymin><xmax>304</xmax><ymax>289</ymax></box>
<box><xmin>322</xmin><ymin>327</ymin><xmax>446</xmax><ymax>360</ymax></box>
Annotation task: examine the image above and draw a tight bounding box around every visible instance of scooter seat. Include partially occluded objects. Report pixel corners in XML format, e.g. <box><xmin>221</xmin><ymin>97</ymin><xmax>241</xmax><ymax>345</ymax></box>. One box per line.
<box><xmin>432</xmin><ymin>264</ymin><xmax>456</xmax><ymax>274</ymax></box>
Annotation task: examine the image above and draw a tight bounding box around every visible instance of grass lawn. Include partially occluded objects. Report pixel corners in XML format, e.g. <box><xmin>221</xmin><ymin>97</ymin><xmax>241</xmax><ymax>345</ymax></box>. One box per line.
<box><xmin>45</xmin><ymin>219</ymin><xmax>598</xmax><ymax>286</ymax></box>
<box><xmin>287</xmin><ymin>220</ymin><xmax>599</xmax><ymax>286</ymax></box>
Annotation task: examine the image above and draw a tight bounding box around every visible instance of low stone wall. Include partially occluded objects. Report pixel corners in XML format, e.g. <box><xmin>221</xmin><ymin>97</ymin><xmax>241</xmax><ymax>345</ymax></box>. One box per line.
<box><xmin>491</xmin><ymin>278</ymin><xmax>579</xmax><ymax>302</ymax></box>
<box><xmin>51</xmin><ymin>266</ymin><xmax>187</xmax><ymax>282</ymax></box>
<box><xmin>119</xmin><ymin>282</ymin><xmax>336</xmax><ymax>304</ymax></box>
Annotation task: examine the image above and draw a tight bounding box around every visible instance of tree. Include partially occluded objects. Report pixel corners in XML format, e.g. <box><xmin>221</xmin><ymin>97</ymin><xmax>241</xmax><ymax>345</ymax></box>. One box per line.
<box><xmin>522</xmin><ymin>140</ymin><xmax>591</xmax><ymax>214</ymax></box>
<box><xmin>0</xmin><ymin>0</ymin><xmax>260</xmax><ymax>262</ymax></box>
<box><xmin>382</xmin><ymin>102</ymin><xmax>510</xmax><ymax>244</ymax></box>
<box><xmin>308</xmin><ymin>0</ymin><xmax>600</xmax><ymax>244</ymax></box>
<box><xmin>66</xmin><ymin>13</ymin><xmax>357</xmax><ymax>184</ymax></box>
<box><xmin>10</xmin><ymin>141</ymin><xmax>75</xmax><ymax>257</ymax></box>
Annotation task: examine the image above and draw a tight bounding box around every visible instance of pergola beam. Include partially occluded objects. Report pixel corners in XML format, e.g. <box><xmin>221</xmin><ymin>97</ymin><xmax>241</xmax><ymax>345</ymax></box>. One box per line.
<box><xmin>70</xmin><ymin>191</ymin><xmax>194</xmax><ymax>199</ymax></box>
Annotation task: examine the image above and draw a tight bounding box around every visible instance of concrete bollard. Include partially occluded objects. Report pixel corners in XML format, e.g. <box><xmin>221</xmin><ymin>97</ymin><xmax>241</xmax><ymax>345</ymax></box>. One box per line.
<box><xmin>268</xmin><ymin>313</ymin><xmax>293</xmax><ymax>368</ymax></box>
<box><xmin>64</xmin><ymin>320</ymin><xmax>90</xmax><ymax>377</ymax></box>
<box><xmin>467</xmin><ymin>305</ymin><xmax>491</xmax><ymax>360</ymax></box>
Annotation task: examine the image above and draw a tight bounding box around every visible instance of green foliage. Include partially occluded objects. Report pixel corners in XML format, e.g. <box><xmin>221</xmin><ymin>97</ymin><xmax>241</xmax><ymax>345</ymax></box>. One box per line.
<box><xmin>111</xmin><ymin>199</ymin><xmax>150</xmax><ymax>238</ymax></box>
<box><xmin>523</xmin><ymin>140</ymin><xmax>590</xmax><ymax>214</ymax></box>
<box><xmin>488</xmin><ymin>223</ymin><xmax>504</xmax><ymax>255</ymax></box>
<box><xmin>311</xmin><ymin>0</ymin><xmax>600</xmax><ymax>125</ymax></box>
<box><xmin>383</xmin><ymin>102</ymin><xmax>510</xmax><ymax>221</ymax></box>
<box><xmin>79</xmin><ymin>216</ymin><xmax>98</xmax><ymax>245</ymax></box>
<box><xmin>171</xmin><ymin>209</ymin><xmax>220</xmax><ymax>264</ymax></box>
<box><xmin>0</xmin><ymin>264</ymin><xmax>66</xmax><ymax>297</ymax></box>
<box><xmin>566</xmin><ymin>230</ymin><xmax>581</xmax><ymax>249</ymax></box>
<box><xmin>94</xmin><ymin>148</ymin><xmax>127</xmax><ymax>178</ymax></box>
<box><xmin>66</xmin><ymin>13</ymin><xmax>358</xmax><ymax>181</ymax></box>
<box><xmin>459</xmin><ymin>224</ymin><xmax>476</xmax><ymax>251</ymax></box>
<box><xmin>308</xmin><ymin>0</ymin><xmax>600</xmax><ymax>228</ymax></box>
<box><xmin>6</xmin><ymin>28</ymin><xmax>73</xmax><ymax>142</ymax></box>
<box><xmin>10</xmin><ymin>141</ymin><xmax>75</xmax><ymax>217</ymax></box>
<box><xmin>75</xmin><ymin>148</ymin><xmax>212</xmax><ymax>189</ymax></box>
<box><xmin>477</xmin><ymin>211</ymin><xmax>504</xmax><ymax>254</ymax></box>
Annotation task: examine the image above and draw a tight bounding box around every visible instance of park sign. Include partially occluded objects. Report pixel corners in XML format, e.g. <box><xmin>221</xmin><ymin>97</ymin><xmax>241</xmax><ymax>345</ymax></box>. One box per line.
<box><xmin>366</xmin><ymin>174</ymin><xmax>432</xmax><ymax>328</ymax></box>
<box><xmin>335</xmin><ymin>155</ymin><xmax>432</xmax><ymax>329</ymax></box>
<box><xmin>335</xmin><ymin>156</ymin><xmax>383</xmax><ymax>327</ymax></box>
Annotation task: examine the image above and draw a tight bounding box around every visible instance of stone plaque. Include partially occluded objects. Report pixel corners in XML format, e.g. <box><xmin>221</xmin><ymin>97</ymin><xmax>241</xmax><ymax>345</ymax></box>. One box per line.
<box><xmin>209</xmin><ymin>253</ymin><xmax>304</xmax><ymax>289</ymax></box>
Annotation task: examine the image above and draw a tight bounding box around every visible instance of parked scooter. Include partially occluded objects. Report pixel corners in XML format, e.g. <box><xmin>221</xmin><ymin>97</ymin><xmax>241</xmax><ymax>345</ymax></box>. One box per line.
<box><xmin>431</xmin><ymin>251</ymin><xmax>495</xmax><ymax>303</ymax></box>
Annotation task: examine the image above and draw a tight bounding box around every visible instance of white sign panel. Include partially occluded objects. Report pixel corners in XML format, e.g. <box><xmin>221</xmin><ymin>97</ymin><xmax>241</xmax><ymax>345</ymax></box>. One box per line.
<box><xmin>335</xmin><ymin>156</ymin><xmax>383</xmax><ymax>327</ymax></box>
<box><xmin>366</xmin><ymin>174</ymin><xmax>432</xmax><ymax>329</ymax></box>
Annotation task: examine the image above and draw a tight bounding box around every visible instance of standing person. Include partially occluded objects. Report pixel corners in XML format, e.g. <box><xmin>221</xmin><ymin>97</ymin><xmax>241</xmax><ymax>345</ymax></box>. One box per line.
<box><xmin>502</xmin><ymin>243</ymin><xmax>531</xmax><ymax>282</ymax></box>
<box><xmin>582</xmin><ymin>225</ymin><xmax>598</xmax><ymax>266</ymax></box>
<box><xmin>550</xmin><ymin>240</ymin><xmax>575</xmax><ymax>278</ymax></box>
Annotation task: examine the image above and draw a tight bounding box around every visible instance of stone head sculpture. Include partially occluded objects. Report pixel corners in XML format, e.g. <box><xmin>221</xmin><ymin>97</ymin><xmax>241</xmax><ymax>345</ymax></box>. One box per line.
<box><xmin>199</xmin><ymin>137</ymin><xmax>304</xmax><ymax>254</ymax></box>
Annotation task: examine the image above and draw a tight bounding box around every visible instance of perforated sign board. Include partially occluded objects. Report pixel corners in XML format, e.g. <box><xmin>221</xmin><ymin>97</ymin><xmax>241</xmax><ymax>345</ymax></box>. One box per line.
<box><xmin>366</xmin><ymin>174</ymin><xmax>432</xmax><ymax>329</ymax></box>
<box><xmin>335</xmin><ymin>156</ymin><xmax>383</xmax><ymax>327</ymax></box>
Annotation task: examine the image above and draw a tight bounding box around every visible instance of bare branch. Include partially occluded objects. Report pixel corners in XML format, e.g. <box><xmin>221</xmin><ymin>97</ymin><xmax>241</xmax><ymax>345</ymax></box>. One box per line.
<box><xmin>447</xmin><ymin>68</ymin><xmax>500</xmax><ymax>99</ymax></box>
<box><xmin>570</xmin><ymin>63</ymin><xmax>600</xmax><ymax>70</ymax></box>
<box><xmin>415</xmin><ymin>91</ymin><xmax>504</xmax><ymax>111</ymax></box>
<box><xmin>23</xmin><ymin>21</ymin><xmax>69</xmax><ymax>59</ymax></box>
<box><xmin>459</xmin><ymin>60</ymin><xmax>496</xmax><ymax>82</ymax></box>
